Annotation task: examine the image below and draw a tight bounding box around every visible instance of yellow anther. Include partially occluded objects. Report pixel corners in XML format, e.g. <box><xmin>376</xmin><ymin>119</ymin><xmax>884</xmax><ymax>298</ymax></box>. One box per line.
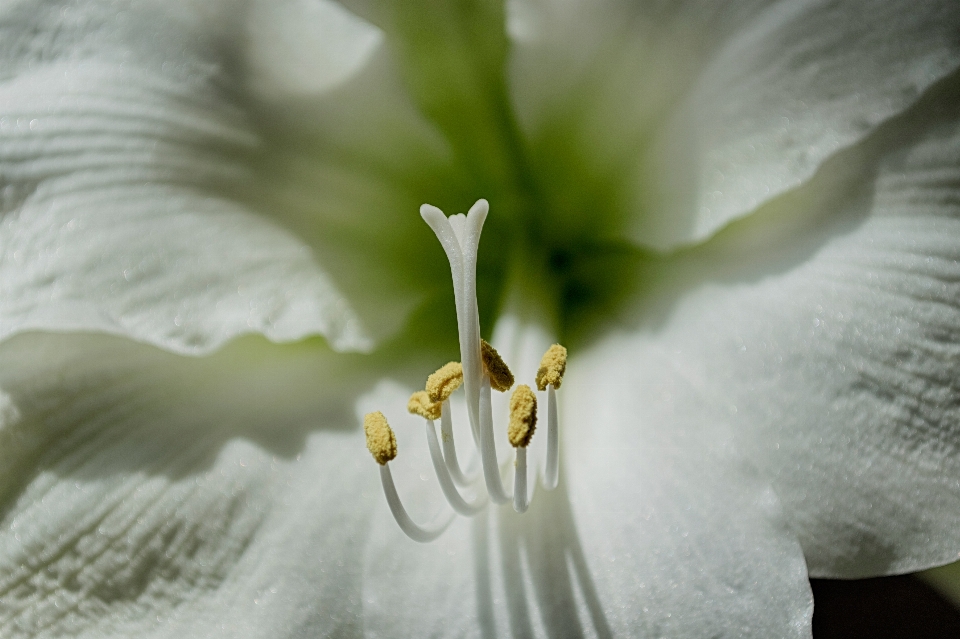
<box><xmin>535</xmin><ymin>344</ymin><xmax>567</xmax><ymax>391</ymax></box>
<box><xmin>508</xmin><ymin>384</ymin><xmax>537</xmax><ymax>448</ymax></box>
<box><xmin>408</xmin><ymin>390</ymin><xmax>442</xmax><ymax>421</ymax></box>
<box><xmin>364</xmin><ymin>411</ymin><xmax>397</xmax><ymax>465</ymax></box>
<box><xmin>426</xmin><ymin>361</ymin><xmax>463</xmax><ymax>403</ymax></box>
<box><xmin>481</xmin><ymin>339</ymin><xmax>514</xmax><ymax>392</ymax></box>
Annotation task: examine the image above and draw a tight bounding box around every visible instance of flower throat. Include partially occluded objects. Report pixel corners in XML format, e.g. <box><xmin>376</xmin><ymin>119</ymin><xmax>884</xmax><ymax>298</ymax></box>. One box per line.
<box><xmin>363</xmin><ymin>199</ymin><xmax>567</xmax><ymax>542</ymax></box>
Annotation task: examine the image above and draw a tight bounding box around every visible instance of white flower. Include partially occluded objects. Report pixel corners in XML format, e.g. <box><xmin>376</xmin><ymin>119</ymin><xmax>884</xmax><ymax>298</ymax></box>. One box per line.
<box><xmin>2</xmin><ymin>0</ymin><xmax>960</xmax><ymax>637</ymax></box>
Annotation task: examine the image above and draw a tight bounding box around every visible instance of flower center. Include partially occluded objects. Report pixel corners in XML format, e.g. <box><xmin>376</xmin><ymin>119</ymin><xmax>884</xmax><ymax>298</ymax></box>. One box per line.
<box><xmin>362</xmin><ymin>199</ymin><xmax>567</xmax><ymax>542</ymax></box>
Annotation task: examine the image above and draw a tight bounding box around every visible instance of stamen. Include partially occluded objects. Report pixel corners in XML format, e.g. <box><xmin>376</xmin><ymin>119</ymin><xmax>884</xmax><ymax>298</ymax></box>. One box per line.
<box><xmin>408</xmin><ymin>391</ymin><xmax>441</xmax><ymax>421</ymax></box>
<box><xmin>535</xmin><ymin>344</ymin><xmax>567</xmax><ymax>390</ymax></box>
<box><xmin>481</xmin><ymin>339</ymin><xmax>514</xmax><ymax>392</ymax></box>
<box><xmin>424</xmin><ymin>419</ymin><xmax>487</xmax><ymax>516</ymax></box>
<box><xmin>364</xmin><ymin>411</ymin><xmax>397</xmax><ymax>465</ymax></box>
<box><xmin>509</xmin><ymin>385</ymin><xmax>538</xmax><ymax>512</ymax></box>
<box><xmin>366</xmin><ymin>412</ymin><xmax>455</xmax><ymax>542</ymax></box>
<box><xmin>426</xmin><ymin>362</ymin><xmax>463</xmax><ymax>403</ymax></box>
<box><xmin>536</xmin><ymin>344</ymin><xmax>566</xmax><ymax>491</ymax></box>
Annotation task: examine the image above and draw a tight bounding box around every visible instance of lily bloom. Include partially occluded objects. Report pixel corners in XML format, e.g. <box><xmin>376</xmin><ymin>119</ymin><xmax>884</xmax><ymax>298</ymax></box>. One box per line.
<box><xmin>2</xmin><ymin>0</ymin><xmax>960</xmax><ymax>637</ymax></box>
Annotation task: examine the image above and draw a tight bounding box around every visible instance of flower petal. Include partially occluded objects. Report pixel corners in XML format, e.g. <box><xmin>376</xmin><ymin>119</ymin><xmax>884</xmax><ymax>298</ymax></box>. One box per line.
<box><xmin>628</xmin><ymin>88</ymin><xmax>960</xmax><ymax>577</ymax></box>
<box><xmin>361</xmin><ymin>321</ymin><xmax>812</xmax><ymax>638</ymax></box>
<box><xmin>507</xmin><ymin>0</ymin><xmax>960</xmax><ymax>251</ymax></box>
<box><xmin>244</xmin><ymin>0</ymin><xmax>383</xmax><ymax>98</ymax></box>
<box><xmin>0</xmin><ymin>331</ymin><xmax>376</xmax><ymax>637</ymax></box>
<box><xmin>641</xmin><ymin>0</ymin><xmax>960</xmax><ymax>249</ymax></box>
<box><xmin>0</xmin><ymin>0</ymin><xmax>381</xmax><ymax>354</ymax></box>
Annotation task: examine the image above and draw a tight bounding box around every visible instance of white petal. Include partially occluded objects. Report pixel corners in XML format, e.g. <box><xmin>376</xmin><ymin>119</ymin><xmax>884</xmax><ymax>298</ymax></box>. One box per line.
<box><xmin>628</xmin><ymin>99</ymin><xmax>960</xmax><ymax>577</ymax></box>
<box><xmin>361</xmin><ymin>321</ymin><xmax>813</xmax><ymax>638</ymax></box>
<box><xmin>640</xmin><ymin>0</ymin><xmax>960</xmax><ymax>249</ymax></box>
<box><xmin>0</xmin><ymin>1</ymin><xmax>379</xmax><ymax>354</ymax></box>
<box><xmin>245</xmin><ymin>0</ymin><xmax>383</xmax><ymax>98</ymax></box>
<box><xmin>0</xmin><ymin>332</ymin><xmax>376</xmax><ymax>638</ymax></box>
<box><xmin>507</xmin><ymin>0</ymin><xmax>960</xmax><ymax>251</ymax></box>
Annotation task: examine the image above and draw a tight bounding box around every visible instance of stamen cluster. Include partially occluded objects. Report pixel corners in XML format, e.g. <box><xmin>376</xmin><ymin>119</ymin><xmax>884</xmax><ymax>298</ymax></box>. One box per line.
<box><xmin>362</xmin><ymin>199</ymin><xmax>567</xmax><ymax>542</ymax></box>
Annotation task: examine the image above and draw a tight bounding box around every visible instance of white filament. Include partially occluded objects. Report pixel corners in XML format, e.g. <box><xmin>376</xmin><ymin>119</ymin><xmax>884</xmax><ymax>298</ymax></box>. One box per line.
<box><xmin>513</xmin><ymin>446</ymin><xmax>529</xmax><ymax>513</ymax></box>
<box><xmin>543</xmin><ymin>384</ymin><xmax>559</xmax><ymax>491</ymax></box>
<box><xmin>479</xmin><ymin>374</ymin><xmax>512</xmax><ymax>504</ymax></box>
<box><xmin>379</xmin><ymin>464</ymin><xmax>455</xmax><ymax>543</ymax></box>
<box><xmin>441</xmin><ymin>401</ymin><xmax>476</xmax><ymax>486</ymax></box>
<box><xmin>425</xmin><ymin>420</ymin><xmax>487</xmax><ymax>516</ymax></box>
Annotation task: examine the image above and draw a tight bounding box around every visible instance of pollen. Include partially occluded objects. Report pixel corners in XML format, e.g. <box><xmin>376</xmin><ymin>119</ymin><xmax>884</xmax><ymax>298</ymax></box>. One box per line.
<box><xmin>535</xmin><ymin>344</ymin><xmax>568</xmax><ymax>391</ymax></box>
<box><xmin>408</xmin><ymin>390</ymin><xmax>442</xmax><ymax>421</ymax></box>
<box><xmin>508</xmin><ymin>384</ymin><xmax>537</xmax><ymax>448</ymax></box>
<box><xmin>481</xmin><ymin>339</ymin><xmax>514</xmax><ymax>392</ymax></box>
<box><xmin>364</xmin><ymin>411</ymin><xmax>398</xmax><ymax>465</ymax></box>
<box><xmin>426</xmin><ymin>361</ymin><xmax>463</xmax><ymax>403</ymax></box>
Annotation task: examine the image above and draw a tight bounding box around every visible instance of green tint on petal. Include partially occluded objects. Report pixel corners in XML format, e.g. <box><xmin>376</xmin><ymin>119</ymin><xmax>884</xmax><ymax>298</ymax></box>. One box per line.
<box><xmin>376</xmin><ymin>0</ymin><xmax>528</xmax><ymax>204</ymax></box>
<box><xmin>0</xmin><ymin>332</ymin><xmax>377</xmax><ymax>638</ymax></box>
<box><xmin>506</xmin><ymin>0</ymin><xmax>960</xmax><ymax>256</ymax></box>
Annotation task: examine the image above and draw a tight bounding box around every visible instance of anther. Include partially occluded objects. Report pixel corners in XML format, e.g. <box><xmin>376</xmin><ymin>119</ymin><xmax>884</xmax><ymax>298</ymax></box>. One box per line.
<box><xmin>364</xmin><ymin>411</ymin><xmax>397</xmax><ymax>465</ymax></box>
<box><xmin>426</xmin><ymin>362</ymin><xmax>463</xmax><ymax>403</ymax></box>
<box><xmin>481</xmin><ymin>339</ymin><xmax>514</xmax><ymax>392</ymax></box>
<box><xmin>408</xmin><ymin>391</ymin><xmax>442</xmax><ymax>421</ymax></box>
<box><xmin>536</xmin><ymin>344</ymin><xmax>567</xmax><ymax>390</ymax></box>
<box><xmin>508</xmin><ymin>384</ymin><xmax>537</xmax><ymax>448</ymax></box>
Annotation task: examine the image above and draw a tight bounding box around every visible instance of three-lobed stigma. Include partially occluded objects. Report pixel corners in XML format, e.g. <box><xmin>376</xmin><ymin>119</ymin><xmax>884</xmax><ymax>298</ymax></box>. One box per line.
<box><xmin>363</xmin><ymin>199</ymin><xmax>568</xmax><ymax>541</ymax></box>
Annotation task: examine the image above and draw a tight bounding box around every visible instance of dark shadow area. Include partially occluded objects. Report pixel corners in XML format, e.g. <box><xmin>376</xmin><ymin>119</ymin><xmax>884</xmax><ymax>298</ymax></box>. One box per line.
<box><xmin>812</xmin><ymin>576</ymin><xmax>960</xmax><ymax>639</ymax></box>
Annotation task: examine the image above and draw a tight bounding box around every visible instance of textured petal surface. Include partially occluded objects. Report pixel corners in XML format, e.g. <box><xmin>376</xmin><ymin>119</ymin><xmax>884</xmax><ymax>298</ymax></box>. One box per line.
<box><xmin>642</xmin><ymin>0</ymin><xmax>960</xmax><ymax>249</ymax></box>
<box><xmin>625</xmin><ymin>83</ymin><xmax>960</xmax><ymax>577</ymax></box>
<box><xmin>0</xmin><ymin>0</ymin><xmax>379</xmax><ymax>354</ymax></box>
<box><xmin>507</xmin><ymin>0</ymin><xmax>960</xmax><ymax>251</ymax></box>
<box><xmin>0</xmin><ymin>332</ymin><xmax>377</xmax><ymax>638</ymax></box>
<box><xmin>361</xmin><ymin>320</ymin><xmax>813</xmax><ymax>638</ymax></box>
